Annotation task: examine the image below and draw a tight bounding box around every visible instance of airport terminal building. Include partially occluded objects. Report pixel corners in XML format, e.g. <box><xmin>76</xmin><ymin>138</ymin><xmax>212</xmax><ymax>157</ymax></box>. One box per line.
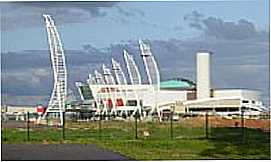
<box><xmin>75</xmin><ymin>47</ymin><xmax>266</xmax><ymax>120</ymax></box>
<box><xmin>3</xmin><ymin>15</ymin><xmax>266</xmax><ymax>124</ymax></box>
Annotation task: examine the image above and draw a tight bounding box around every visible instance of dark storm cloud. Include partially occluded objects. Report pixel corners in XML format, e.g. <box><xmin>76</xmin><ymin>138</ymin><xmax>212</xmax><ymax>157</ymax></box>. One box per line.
<box><xmin>1</xmin><ymin>1</ymin><xmax>118</xmax><ymax>30</ymax></box>
<box><xmin>184</xmin><ymin>10</ymin><xmax>268</xmax><ymax>40</ymax></box>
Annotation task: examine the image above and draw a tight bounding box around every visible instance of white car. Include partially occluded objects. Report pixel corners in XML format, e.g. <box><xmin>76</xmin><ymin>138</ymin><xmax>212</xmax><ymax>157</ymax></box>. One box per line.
<box><xmin>172</xmin><ymin>114</ymin><xmax>179</xmax><ymax>121</ymax></box>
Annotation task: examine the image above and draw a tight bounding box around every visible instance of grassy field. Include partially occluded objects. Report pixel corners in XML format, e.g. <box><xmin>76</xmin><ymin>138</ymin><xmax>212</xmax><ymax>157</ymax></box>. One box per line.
<box><xmin>2</xmin><ymin>120</ymin><xmax>270</xmax><ymax>160</ymax></box>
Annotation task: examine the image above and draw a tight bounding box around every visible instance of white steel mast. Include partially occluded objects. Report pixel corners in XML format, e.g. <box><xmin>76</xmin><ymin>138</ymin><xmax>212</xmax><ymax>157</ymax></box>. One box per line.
<box><xmin>95</xmin><ymin>70</ymin><xmax>105</xmax><ymax>85</ymax></box>
<box><xmin>102</xmin><ymin>64</ymin><xmax>117</xmax><ymax>116</ymax></box>
<box><xmin>87</xmin><ymin>74</ymin><xmax>97</xmax><ymax>85</ymax></box>
<box><xmin>123</xmin><ymin>50</ymin><xmax>142</xmax><ymax>116</ymax></box>
<box><xmin>94</xmin><ymin>70</ymin><xmax>107</xmax><ymax>116</ymax></box>
<box><xmin>111</xmin><ymin>58</ymin><xmax>128</xmax><ymax>116</ymax></box>
<box><xmin>112</xmin><ymin>58</ymin><xmax>127</xmax><ymax>85</ymax></box>
<box><xmin>86</xmin><ymin>73</ymin><xmax>101</xmax><ymax>116</ymax></box>
<box><xmin>139</xmin><ymin>39</ymin><xmax>161</xmax><ymax>121</ymax></box>
<box><xmin>123</xmin><ymin>50</ymin><xmax>142</xmax><ymax>85</ymax></box>
<box><xmin>43</xmin><ymin>14</ymin><xmax>67</xmax><ymax>125</ymax></box>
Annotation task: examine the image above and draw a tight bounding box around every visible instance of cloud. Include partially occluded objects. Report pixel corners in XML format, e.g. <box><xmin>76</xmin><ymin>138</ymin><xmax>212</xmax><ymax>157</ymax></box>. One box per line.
<box><xmin>1</xmin><ymin>10</ymin><xmax>269</xmax><ymax>106</ymax></box>
<box><xmin>116</xmin><ymin>5</ymin><xmax>146</xmax><ymax>17</ymax></box>
<box><xmin>82</xmin><ymin>44</ymin><xmax>104</xmax><ymax>54</ymax></box>
<box><xmin>1</xmin><ymin>68</ymin><xmax>52</xmax><ymax>96</ymax></box>
<box><xmin>1</xmin><ymin>95</ymin><xmax>50</xmax><ymax>106</ymax></box>
<box><xmin>1</xmin><ymin>2</ymin><xmax>148</xmax><ymax>30</ymax></box>
<box><xmin>2</xmin><ymin>35</ymin><xmax>269</xmax><ymax>104</ymax></box>
<box><xmin>184</xmin><ymin>10</ymin><xmax>204</xmax><ymax>23</ymax></box>
<box><xmin>108</xmin><ymin>5</ymin><xmax>147</xmax><ymax>26</ymax></box>
<box><xmin>1</xmin><ymin>1</ymin><xmax>118</xmax><ymax>30</ymax></box>
<box><xmin>115</xmin><ymin>4</ymin><xmax>146</xmax><ymax>18</ymax></box>
<box><xmin>13</xmin><ymin>1</ymin><xmax>117</xmax><ymax>13</ymax></box>
<box><xmin>184</xmin><ymin>10</ymin><xmax>268</xmax><ymax>40</ymax></box>
<box><xmin>116</xmin><ymin>6</ymin><xmax>135</xmax><ymax>17</ymax></box>
<box><xmin>202</xmin><ymin>18</ymin><xmax>261</xmax><ymax>40</ymax></box>
<box><xmin>1</xmin><ymin>49</ymin><xmax>109</xmax><ymax>72</ymax></box>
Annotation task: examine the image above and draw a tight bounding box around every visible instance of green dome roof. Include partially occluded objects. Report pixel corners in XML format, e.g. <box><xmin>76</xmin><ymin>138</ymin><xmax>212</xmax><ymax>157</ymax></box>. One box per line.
<box><xmin>160</xmin><ymin>78</ymin><xmax>195</xmax><ymax>89</ymax></box>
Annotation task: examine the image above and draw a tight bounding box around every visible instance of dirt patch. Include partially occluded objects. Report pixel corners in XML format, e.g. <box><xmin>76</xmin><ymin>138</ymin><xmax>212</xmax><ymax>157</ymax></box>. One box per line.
<box><xmin>179</xmin><ymin>116</ymin><xmax>270</xmax><ymax>131</ymax></box>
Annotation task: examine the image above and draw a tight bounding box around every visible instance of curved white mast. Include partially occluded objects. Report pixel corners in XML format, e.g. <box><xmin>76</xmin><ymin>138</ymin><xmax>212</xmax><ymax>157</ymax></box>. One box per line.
<box><xmin>87</xmin><ymin>74</ymin><xmax>97</xmax><ymax>85</ymax></box>
<box><xmin>123</xmin><ymin>50</ymin><xmax>142</xmax><ymax>116</ymax></box>
<box><xmin>86</xmin><ymin>73</ymin><xmax>101</xmax><ymax>116</ymax></box>
<box><xmin>43</xmin><ymin>14</ymin><xmax>67</xmax><ymax>125</ymax></box>
<box><xmin>102</xmin><ymin>64</ymin><xmax>117</xmax><ymax>116</ymax></box>
<box><xmin>94</xmin><ymin>70</ymin><xmax>107</xmax><ymax>115</ymax></box>
<box><xmin>94</xmin><ymin>70</ymin><xmax>105</xmax><ymax>85</ymax></box>
<box><xmin>112</xmin><ymin>58</ymin><xmax>128</xmax><ymax>116</ymax></box>
<box><xmin>112</xmin><ymin>58</ymin><xmax>127</xmax><ymax>85</ymax></box>
<box><xmin>139</xmin><ymin>39</ymin><xmax>161</xmax><ymax>121</ymax></box>
<box><xmin>138</xmin><ymin>39</ymin><xmax>160</xmax><ymax>86</ymax></box>
<box><xmin>123</xmin><ymin>50</ymin><xmax>141</xmax><ymax>85</ymax></box>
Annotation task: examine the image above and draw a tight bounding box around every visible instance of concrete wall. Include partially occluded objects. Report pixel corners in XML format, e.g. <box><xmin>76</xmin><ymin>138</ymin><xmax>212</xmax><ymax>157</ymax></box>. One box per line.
<box><xmin>196</xmin><ymin>52</ymin><xmax>211</xmax><ymax>99</ymax></box>
<box><xmin>213</xmin><ymin>89</ymin><xmax>261</xmax><ymax>101</ymax></box>
<box><xmin>89</xmin><ymin>84</ymin><xmax>189</xmax><ymax>108</ymax></box>
<box><xmin>184</xmin><ymin>98</ymin><xmax>241</xmax><ymax>108</ymax></box>
<box><xmin>158</xmin><ymin>90</ymin><xmax>187</xmax><ymax>106</ymax></box>
<box><xmin>2</xmin><ymin>105</ymin><xmax>36</xmax><ymax>113</ymax></box>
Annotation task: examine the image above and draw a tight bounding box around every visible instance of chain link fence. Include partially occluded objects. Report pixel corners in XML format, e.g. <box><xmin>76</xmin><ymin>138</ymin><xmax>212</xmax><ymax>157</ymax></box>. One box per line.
<box><xmin>2</xmin><ymin>111</ymin><xmax>270</xmax><ymax>143</ymax></box>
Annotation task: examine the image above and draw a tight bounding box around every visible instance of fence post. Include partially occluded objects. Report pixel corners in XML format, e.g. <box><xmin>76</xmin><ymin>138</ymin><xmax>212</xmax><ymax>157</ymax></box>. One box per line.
<box><xmin>99</xmin><ymin>114</ymin><xmax>102</xmax><ymax>140</ymax></box>
<box><xmin>4</xmin><ymin>117</ymin><xmax>7</xmax><ymax>141</ymax></box>
<box><xmin>205</xmin><ymin>111</ymin><xmax>209</xmax><ymax>139</ymax></box>
<box><xmin>62</xmin><ymin>111</ymin><xmax>65</xmax><ymax>140</ymax></box>
<box><xmin>3</xmin><ymin>106</ymin><xmax>7</xmax><ymax>141</ymax></box>
<box><xmin>170</xmin><ymin>111</ymin><xmax>173</xmax><ymax>140</ymax></box>
<box><xmin>46</xmin><ymin>116</ymin><xmax>48</xmax><ymax>127</ymax></box>
<box><xmin>4</xmin><ymin>119</ymin><xmax>7</xmax><ymax>141</ymax></box>
<box><xmin>241</xmin><ymin>109</ymin><xmax>244</xmax><ymax>139</ymax></box>
<box><xmin>135</xmin><ymin>112</ymin><xmax>138</xmax><ymax>140</ymax></box>
<box><xmin>27</xmin><ymin>111</ymin><xmax>30</xmax><ymax>141</ymax></box>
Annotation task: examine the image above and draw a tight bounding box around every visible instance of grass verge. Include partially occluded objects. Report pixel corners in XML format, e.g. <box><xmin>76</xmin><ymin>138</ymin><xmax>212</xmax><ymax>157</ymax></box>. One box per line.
<box><xmin>2</xmin><ymin>121</ymin><xmax>270</xmax><ymax>160</ymax></box>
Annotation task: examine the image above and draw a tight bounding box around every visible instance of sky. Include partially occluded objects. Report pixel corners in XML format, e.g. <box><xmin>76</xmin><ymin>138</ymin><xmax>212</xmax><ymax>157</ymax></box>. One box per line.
<box><xmin>1</xmin><ymin>0</ymin><xmax>270</xmax><ymax>107</ymax></box>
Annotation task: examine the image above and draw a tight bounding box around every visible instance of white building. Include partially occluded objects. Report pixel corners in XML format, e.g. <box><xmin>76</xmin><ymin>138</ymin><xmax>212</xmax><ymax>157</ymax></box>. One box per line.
<box><xmin>181</xmin><ymin>51</ymin><xmax>266</xmax><ymax>116</ymax></box>
<box><xmin>182</xmin><ymin>89</ymin><xmax>265</xmax><ymax>116</ymax></box>
<box><xmin>75</xmin><ymin>45</ymin><xmax>266</xmax><ymax>119</ymax></box>
<box><xmin>76</xmin><ymin>79</ymin><xmax>196</xmax><ymax>115</ymax></box>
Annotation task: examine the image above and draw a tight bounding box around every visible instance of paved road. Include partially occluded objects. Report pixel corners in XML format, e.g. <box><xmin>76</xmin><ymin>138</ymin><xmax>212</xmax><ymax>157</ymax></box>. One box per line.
<box><xmin>2</xmin><ymin>144</ymin><xmax>131</xmax><ymax>161</ymax></box>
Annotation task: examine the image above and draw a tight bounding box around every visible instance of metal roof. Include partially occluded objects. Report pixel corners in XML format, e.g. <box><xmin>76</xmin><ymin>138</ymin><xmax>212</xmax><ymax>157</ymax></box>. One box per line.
<box><xmin>160</xmin><ymin>78</ymin><xmax>195</xmax><ymax>89</ymax></box>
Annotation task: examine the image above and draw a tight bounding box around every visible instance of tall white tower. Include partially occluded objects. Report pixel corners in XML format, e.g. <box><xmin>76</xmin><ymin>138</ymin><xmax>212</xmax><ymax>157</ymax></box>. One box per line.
<box><xmin>197</xmin><ymin>51</ymin><xmax>211</xmax><ymax>99</ymax></box>
<box><xmin>42</xmin><ymin>14</ymin><xmax>67</xmax><ymax>125</ymax></box>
